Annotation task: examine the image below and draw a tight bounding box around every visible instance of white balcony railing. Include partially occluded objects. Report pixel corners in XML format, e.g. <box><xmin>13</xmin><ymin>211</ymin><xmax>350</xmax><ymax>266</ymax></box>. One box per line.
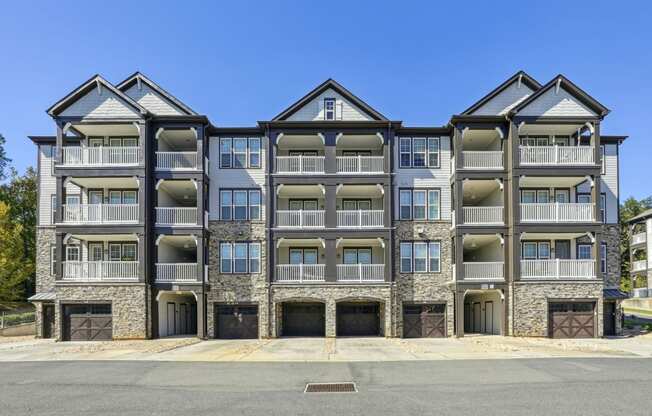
<box><xmin>276</xmin><ymin>156</ymin><xmax>325</xmax><ymax>174</ymax></box>
<box><xmin>60</xmin><ymin>146</ymin><xmax>140</xmax><ymax>167</ymax></box>
<box><xmin>276</xmin><ymin>210</ymin><xmax>325</xmax><ymax>228</ymax></box>
<box><xmin>156</xmin><ymin>207</ymin><xmax>198</xmax><ymax>225</ymax></box>
<box><xmin>61</xmin><ymin>204</ymin><xmax>139</xmax><ymax>224</ymax></box>
<box><xmin>520</xmin><ymin>203</ymin><xmax>594</xmax><ymax>222</ymax></box>
<box><xmin>155</xmin><ymin>263</ymin><xmax>198</xmax><ymax>282</ymax></box>
<box><xmin>62</xmin><ymin>261</ymin><xmax>139</xmax><ymax>281</ymax></box>
<box><xmin>520</xmin><ymin>259</ymin><xmax>596</xmax><ymax>279</ymax></box>
<box><xmin>337</xmin><ymin>210</ymin><xmax>384</xmax><ymax>228</ymax></box>
<box><xmin>632</xmin><ymin>260</ymin><xmax>647</xmax><ymax>272</ymax></box>
<box><xmin>276</xmin><ymin>264</ymin><xmax>325</xmax><ymax>283</ymax></box>
<box><xmin>156</xmin><ymin>152</ymin><xmax>198</xmax><ymax>170</ymax></box>
<box><xmin>336</xmin><ymin>264</ymin><xmax>385</xmax><ymax>282</ymax></box>
<box><xmin>462</xmin><ymin>207</ymin><xmax>503</xmax><ymax>225</ymax></box>
<box><xmin>632</xmin><ymin>288</ymin><xmax>649</xmax><ymax>298</ymax></box>
<box><xmin>519</xmin><ymin>145</ymin><xmax>594</xmax><ymax>166</ymax></box>
<box><xmin>632</xmin><ymin>233</ymin><xmax>647</xmax><ymax>245</ymax></box>
<box><xmin>462</xmin><ymin>262</ymin><xmax>504</xmax><ymax>281</ymax></box>
<box><xmin>336</xmin><ymin>156</ymin><xmax>384</xmax><ymax>174</ymax></box>
<box><xmin>462</xmin><ymin>151</ymin><xmax>503</xmax><ymax>169</ymax></box>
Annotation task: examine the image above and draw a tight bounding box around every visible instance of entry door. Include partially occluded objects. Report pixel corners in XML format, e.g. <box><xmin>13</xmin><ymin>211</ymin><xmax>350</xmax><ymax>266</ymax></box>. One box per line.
<box><xmin>43</xmin><ymin>305</ymin><xmax>55</xmax><ymax>339</ymax></box>
<box><xmin>343</xmin><ymin>200</ymin><xmax>371</xmax><ymax>210</ymax></box>
<box><xmin>89</xmin><ymin>138</ymin><xmax>103</xmax><ymax>147</ymax></box>
<box><xmin>167</xmin><ymin>303</ymin><xmax>176</xmax><ymax>336</ymax></box>
<box><xmin>604</xmin><ymin>302</ymin><xmax>616</xmax><ymax>336</ymax></box>
<box><xmin>473</xmin><ymin>303</ymin><xmax>481</xmax><ymax>333</ymax></box>
<box><xmin>554</xmin><ymin>190</ymin><xmax>570</xmax><ymax>203</ymax></box>
<box><xmin>89</xmin><ymin>191</ymin><xmax>103</xmax><ymax>204</ymax></box>
<box><xmin>555</xmin><ymin>240</ymin><xmax>571</xmax><ymax>260</ymax></box>
<box><xmin>179</xmin><ymin>304</ymin><xmax>188</xmax><ymax>334</ymax></box>
<box><xmin>485</xmin><ymin>301</ymin><xmax>494</xmax><ymax>334</ymax></box>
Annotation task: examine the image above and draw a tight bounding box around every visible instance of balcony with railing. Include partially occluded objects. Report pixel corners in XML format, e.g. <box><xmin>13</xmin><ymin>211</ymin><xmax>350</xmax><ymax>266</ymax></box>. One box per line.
<box><xmin>156</xmin><ymin>207</ymin><xmax>198</xmax><ymax>226</ymax></box>
<box><xmin>336</xmin><ymin>210</ymin><xmax>384</xmax><ymax>228</ymax></box>
<box><xmin>460</xmin><ymin>179</ymin><xmax>504</xmax><ymax>225</ymax></box>
<box><xmin>60</xmin><ymin>146</ymin><xmax>140</xmax><ymax>167</ymax></box>
<box><xmin>462</xmin><ymin>262</ymin><xmax>504</xmax><ymax>281</ymax></box>
<box><xmin>276</xmin><ymin>210</ymin><xmax>325</xmax><ymax>228</ymax></box>
<box><xmin>336</xmin><ymin>156</ymin><xmax>384</xmax><ymax>174</ymax></box>
<box><xmin>519</xmin><ymin>145</ymin><xmax>595</xmax><ymax>166</ymax></box>
<box><xmin>155</xmin><ymin>152</ymin><xmax>198</xmax><ymax>170</ymax></box>
<box><xmin>156</xmin><ymin>179</ymin><xmax>198</xmax><ymax>226</ymax></box>
<box><xmin>462</xmin><ymin>207</ymin><xmax>503</xmax><ymax>225</ymax></box>
<box><xmin>520</xmin><ymin>259</ymin><xmax>596</xmax><ymax>280</ymax></box>
<box><xmin>155</xmin><ymin>235</ymin><xmax>199</xmax><ymax>282</ymax></box>
<box><xmin>461</xmin><ymin>151</ymin><xmax>503</xmax><ymax>170</ymax></box>
<box><xmin>276</xmin><ymin>264</ymin><xmax>325</xmax><ymax>283</ymax></box>
<box><xmin>520</xmin><ymin>203</ymin><xmax>594</xmax><ymax>223</ymax></box>
<box><xmin>155</xmin><ymin>128</ymin><xmax>198</xmax><ymax>171</ymax></box>
<box><xmin>459</xmin><ymin>234</ymin><xmax>504</xmax><ymax>281</ymax></box>
<box><xmin>632</xmin><ymin>232</ymin><xmax>647</xmax><ymax>246</ymax></box>
<box><xmin>632</xmin><ymin>260</ymin><xmax>647</xmax><ymax>273</ymax></box>
<box><xmin>155</xmin><ymin>263</ymin><xmax>198</xmax><ymax>283</ymax></box>
<box><xmin>61</xmin><ymin>204</ymin><xmax>139</xmax><ymax>224</ymax></box>
<box><xmin>62</xmin><ymin>261</ymin><xmax>139</xmax><ymax>281</ymax></box>
<box><xmin>336</xmin><ymin>264</ymin><xmax>384</xmax><ymax>282</ymax></box>
<box><xmin>276</xmin><ymin>156</ymin><xmax>325</xmax><ymax>174</ymax></box>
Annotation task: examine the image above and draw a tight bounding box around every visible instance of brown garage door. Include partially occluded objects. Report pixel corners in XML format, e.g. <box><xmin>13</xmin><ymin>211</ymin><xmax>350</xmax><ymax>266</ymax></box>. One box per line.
<box><xmin>63</xmin><ymin>304</ymin><xmax>112</xmax><ymax>341</ymax></box>
<box><xmin>403</xmin><ymin>304</ymin><xmax>446</xmax><ymax>338</ymax></box>
<box><xmin>548</xmin><ymin>302</ymin><xmax>595</xmax><ymax>338</ymax></box>
<box><xmin>282</xmin><ymin>303</ymin><xmax>325</xmax><ymax>336</ymax></box>
<box><xmin>336</xmin><ymin>303</ymin><xmax>379</xmax><ymax>336</ymax></box>
<box><xmin>216</xmin><ymin>305</ymin><xmax>258</xmax><ymax>339</ymax></box>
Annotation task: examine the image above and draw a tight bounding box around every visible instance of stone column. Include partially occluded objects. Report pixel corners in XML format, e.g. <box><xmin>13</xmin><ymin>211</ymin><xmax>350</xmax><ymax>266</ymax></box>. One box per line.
<box><xmin>325</xmin><ymin>299</ymin><xmax>336</xmax><ymax>337</ymax></box>
<box><xmin>455</xmin><ymin>290</ymin><xmax>465</xmax><ymax>337</ymax></box>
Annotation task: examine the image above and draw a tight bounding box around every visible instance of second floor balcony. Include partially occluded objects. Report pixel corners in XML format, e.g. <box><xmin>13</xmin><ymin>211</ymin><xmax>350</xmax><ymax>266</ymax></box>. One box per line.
<box><xmin>155</xmin><ymin>235</ymin><xmax>201</xmax><ymax>283</ymax></box>
<box><xmin>276</xmin><ymin>210</ymin><xmax>325</xmax><ymax>228</ymax></box>
<box><xmin>61</xmin><ymin>204</ymin><xmax>139</xmax><ymax>224</ymax></box>
<box><xmin>462</xmin><ymin>262</ymin><xmax>504</xmax><ymax>281</ymax></box>
<box><xmin>520</xmin><ymin>202</ymin><xmax>594</xmax><ymax>223</ymax></box>
<box><xmin>155</xmin><ymin>152</ymin><xmax>198</xmax><ymax>170</ymax></box>
<box><xmin>60</xmin><ymin>146</ymin><xmax>140</xmax><ymax>167</ymax></box>
<box><xmin>336</xmin><ymin>156</ymin><xmax>384</xmax><ymax>174</ymax></box>
<box><xmin>276</xmin><ymin>155</ymin><xmax>325</xmax><ymax>174</ymax></box>
<box><xmin>457</xmin><ymin>234</ymin><xmax>505</xmax><ymax>282</ymax></box>
<box><xmin>519</xmin><ymin>145</ymin><xmax>594</xmax><ymax>166</ymax></box>
<box><xmin>632</xmin><ymin>260</ymin><xmax>647</xmax><ymax>273</ymax></box>
<box><xmin>336</xmin><ymin>210</ymin><xmax>384</xmax><ymax>228</ymax></box>
<box><xmin>458</xmin><ymin>179</ymin><xmax>504</xmax><ymax>226</ymax></box>
<box><xmin>461</xmin><ymin>151</ymin><xmax>503</xmax><ymax>169</ymax></box>
<box><xmin>632</xmin><ymin>232</ymin><xmax>646</xmax><ymax>246</ymax></box>
<box><xmin>156</xmin><ymin>179</ymin><xmax>199</xmax><ymax>226</ymax></box>
<box><xmin>62</xmin><ymin>261</ymin><xmax>139</xmax><ymax>282</ymax></box>
<box><xmin>520</xmin><ymin>259</ymin><xmax>596</xmax><ymax>280</ymax></box>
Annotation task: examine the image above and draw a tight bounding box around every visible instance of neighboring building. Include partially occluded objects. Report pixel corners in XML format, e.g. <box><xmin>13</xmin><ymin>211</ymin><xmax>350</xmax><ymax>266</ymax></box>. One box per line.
<box><xmin>29</xmin><ymin>71</ymin><xmax>627</xmax><ymax>341</ymax></box>
<box><xmin>627</xmin><ymin>209</ymin><xmax>652</xmax><ymax>298</ymax></box>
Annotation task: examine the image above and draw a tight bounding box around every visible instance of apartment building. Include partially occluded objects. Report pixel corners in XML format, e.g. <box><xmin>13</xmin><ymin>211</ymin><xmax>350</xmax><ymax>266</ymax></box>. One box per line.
<box><xmin>627</xmin><ymin>210</ymin><xmax>652</xmax><ymax>298</ymax></box>
<box><xmin>29</xmin><ymin>71</ymin><xmax>626</xmax><ymax>341</ymax></box>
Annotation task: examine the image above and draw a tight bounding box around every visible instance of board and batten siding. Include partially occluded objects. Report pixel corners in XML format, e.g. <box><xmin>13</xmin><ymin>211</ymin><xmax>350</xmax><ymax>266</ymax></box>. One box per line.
<box><xmin>124</xmin><ymin>84</ymin><xmax>183</xmax><ymax>116</ymax></box>
<box><xmin>286</xmin><ymin>88</ymin><xmax>373</xmax><ymax>121</ymax></box>
<box><xmin>393</xmin><ymin>136</ymin><xmax>452</xmax><ymax>221</ymax></box>
<box><xmin>59</xmin><ymin>86</ymin><xmax>141</xmax><ymax>120</ymax></box>
<box><xmin>471</xmin><ymin>82</ymin><xmax>534</xmax><ymax>115</ymax></box>
<box><xmin>517</xmin><ymin>87</ymin><xmax>597</xmax><ymax>117</ymax></box>
<box><xmin>208</xmin><ymin>137</ymin><xmax>267</xmax><ymax>220</ymax></box>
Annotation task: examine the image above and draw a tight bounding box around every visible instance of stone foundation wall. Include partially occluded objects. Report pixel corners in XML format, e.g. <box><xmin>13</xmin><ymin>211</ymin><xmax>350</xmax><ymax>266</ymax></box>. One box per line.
<box><xmin>394</xmin><ymin>221</ymin><xmax>454</xmax><ymax>336</ymax></box>
<box><xmin>206</xmin><ymin>221</ymin><xmax>269</xmax><ymax>338</ymax></box>
<box><xmin>602</xmin><ymin>224</ymin><xmax>621</xmax><ymax>289</ymax></box>
<box><xmin>34</xmin><ymin>302</ymin><xmax>44</xmax><ymax>338</ymax></box>
<box><xmin>35</xmin><ymin>227</ymin><xmax>56</xmax><ymax>293</ymax></box>
<box><xmin>54</xmin><ymin>284</ymin><xmax>149</xmax><ymax>340</ymax></box>
<box><xmin>513</xmin><ymin>282</ymin><xmax>604</xmax><ymax>337</ymax></box>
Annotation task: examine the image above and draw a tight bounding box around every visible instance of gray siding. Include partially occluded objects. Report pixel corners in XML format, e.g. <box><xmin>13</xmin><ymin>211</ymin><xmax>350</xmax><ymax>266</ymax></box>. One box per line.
<box><xmin>124</xmin><ymin>84</ymin><xmax>183</xmax><ymax>116</ymax></box>
<box><xmin>286</xmin><ymin>88</ymin><xmax>373</xmax><ymax>121</ymax></box>
<box><xmin>517</xmin><ymin>87</ymin><xmax>597</xmax><ymax>117</ymax></box>
<box><xmin>472</xmin><ymin>82</ymin><xmax>534</xmax><ymax>115</ymax></box>
<box><xmin>59</xmin><ymin>85</ymin><xmax>141</xmax><ymax>119</ymax></box>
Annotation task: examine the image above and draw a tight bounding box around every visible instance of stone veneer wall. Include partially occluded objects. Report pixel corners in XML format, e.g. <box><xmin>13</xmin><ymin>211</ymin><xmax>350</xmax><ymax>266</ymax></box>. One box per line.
<box><xmin>394</xmin><ymin>221</ymin><xmax>454</xmax><ymax>336</ymax></box>
<box><xmin>54</xmin><ymin>284</ymin><xmax>149</xmax><ymax>340</ymax></box>
<box><xmin>206</xmin><ymin>221</ymin><xmax>268</xmax><ymax>338</ymax></box>
<box><xmin>602</xmin><ymin>224</ymin><xmax>621</xmax><ymax>288</ymax></box>
<box><xmin>513</xmin><ymin>282</ymin><xmax>603</xmax><ymax>337</ymax></box>
<box><xmin>35</xmin><ymin>228</ymin><xmax>56</xmax><ymax>293</ymax></box>
<box><xmin>270</xmin><ymin>285</ymin><xmax>393</xmax><ymax>337</ymax></box>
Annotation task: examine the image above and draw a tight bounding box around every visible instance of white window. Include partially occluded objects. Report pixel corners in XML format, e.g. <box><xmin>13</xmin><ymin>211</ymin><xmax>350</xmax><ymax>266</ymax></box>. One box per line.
<box><xmin>233</xmin><ymin>243</ymin><xmax>248</xmax><ymax>273</ymax></box>
<box><xmin>428</xmin><ymin>138</ymin><xmax>440</xmax><ymax>168</ymax></box>
<box><xmin>601</xmin><ymin>243</ymin><xmax>607</xmax><ymax>274</ymax></box>
<box><xmin>428</xmin><ymin>190</ymin><xmax>440</xmax><ymax>220</ymax></box>
<box><xmin>400</xmin><ymin>242</ymin><xmax>441</xmax><ymax>273</ymax></box>
<box><xmin>220</xmin><ymin>243</ymin><xmax>232</xmax><ymax>273</ymax></box>
<box><xmin>400</xmin><ymin>243</ymin><xmax>412</xmax><ymax>273</ymax></box>
<box><xmin>220</xmin><ymin>189</ymin><xmax>261</xmax><ymax>221</ymax></box>
<box><xmin>220</xmin><ymin>137</ymin><xmax>262</xmax><ymax>169</ymax></box>
<box><xmin>249</xmin><ymin>190</ymin><xmax>261</xmax><ymax>220</ymax></box>
<box><xmin>233</xmin><ymin>138</ymin><xmax>248</xmax><ymax>168</ymax></box>
<box><xmin>412</xmin><ymin>138</ymin><xmax>426</xmax><ymax>167</ymax></box>
<box><xmin>522</xmin><ymin>242</ymin><xmax>538</xmax><ymax>259</ymax></box>
<box><xmin>50</xmin><ymin>245</ymin><xmax>56</xmax><ymax>275</ymax></box>
<box><xmin>249</xmin><ymin>138</ymin><xmax>261</xmax><ymax>168</ymax></box>
<box><xmin>429</xmin><ymin>242</ymin><xmax>441</xmax><ymax>272</ymax></box>
<box><xmin>399</xmin><ymin>190</ymin><xmax>412</xmax><ymax>220</ymax></box>
<box><xmin>399</xmin><ymin>138</ymin><xmax>411</xmax><ymax>168</ymax></box>
<box><xmin>220</xmin><ymin>138</ymin><xmax>232</xmax><ymax>168</ymax></box>
<box><xmin>399</xmin><ymin>189</ymin><xmax>440</xmax><ymax>221</ymax></box>
<box><xmin>249</xmin><ymin>243</ymin><xmax>261</xmax><ymax>273</ymax></box>
<box><xmin>122</xmin><ymin>244</ymin><xmax>137</xmax><ymax>261</ymax></box>
<box><xmin>414</xmin><ymin>242</ymin><xmax>428</xmax><ymax>272</ymax></box>
<box><xmin>109</xmin><ymin>244</ymin><xmax>122</xmax><ymax>261</ymax></box>
<box><xmin>398</xmin><ymin>137</ymin><xmax>441</xmax><ymax>168</ymax></box>
<box><xmin>233</xmin><ymin>191</ymin><xmax>248</xmax><ymax>220</ymax></box>
<box><xmin>66</xmin><ymin>246</ymin><xmax>80</xmax><ymax>262</ymax></box>
<box><xmin>220</xmin><ymin>242</ymin><xmax>261</xmax><ymax>274</ymax></box>
<box><xmin>413</xmin><ymin>190</ymin><xmax>427</xmax><ymax>220</ymax></box>
<box><xmin>577</xmin><ymin>244</ymin><xmax>592</xmax><ymax>260</ymax></box>
<box><xmin>324</xmin><ymin>98</ymin><xmax>336</xmax><ymax>120</ymax></box>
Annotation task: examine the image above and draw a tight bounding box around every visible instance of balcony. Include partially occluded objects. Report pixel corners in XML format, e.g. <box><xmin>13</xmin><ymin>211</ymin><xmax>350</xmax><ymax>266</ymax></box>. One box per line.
<box><xmin>462</xmin><ymin>207</ymin><xmax>503</xmax><ymax>225</ymax></box>
<box><xmin>155</xmin><ymin>263</ymin><xmax>198</xmax><ymax>283</ymax></box>
<box><xmin>61</xmin><ymin>204</ymin><xmax>139</xmax><ymax>224</ymax></box>
<box><xmin>461</xmin><ymin>151</ymin><xmax>503</xmax><ymax>169</ymax></box>
<box><xmin>336</xmin><ymin>156</ymin><xmax>384</xmax><ymax>174</ymax></box>
<box><xmin>276</xmin><ymin>156</ymin><xmax>325</xmax><ymax>174</ymax></box>
<box><xmin>156</xmin><ymin>207</ymin><xmax>198</xmax><ymax>226</ymax></box>
<box><xmin>520</xmin><ymin>203</ymin><xmax>594</xmax><ymax>223</ymax></box>
<box><xmin>632</xmin><ymin>260</ymin><xmax>647</xmax><ymax>273</ymax></box>
<box><xmin>336</xmin><ymin>264</ymin><xmax>384</xmax><ymax>282</ymax></box>
<box><xmin>155</xmin><ymin>152</ymin><xmax>198</xmax><ymax>170</ymax></box>
<box><xmin>276</xmin><ymin>264</ymin><xmax>325</xmax><ymax>283</ymax></box>
<box><xmin>337</xmin><ymin>210</ymin><xmax>384</xmax><ymax>228</ymax></box>
<box><xmin>520</xmin><ymin>259</ymin><xmax>595</xmax><ymax>280</ymax></box>
<box><xmin>62</xmin><ymin>261</ymin><xmax>139</xmax><ymax>282</ymax></box>
<box><xmin>632</xmin><ymin>232</ymin><xmax>646</xmax><ymax>246</ymax></box>
<box><xmin>462</xmin><ymin>262</ymin><xmax>504</xmax><ymax>281</ymax></box>
<box><xmin>519</xmin><ymin>146</ymin><xmax>594</xmax><ymax>166</ymax></box>
<box><xmin>276</xmin><ymin>210</ymin><xmax>325</xmax><ymax>228</ymax></box>
<box><xmin>60</xmin><ymin>146</ymin><xmax>140</xmax><ymax>167</ymax></box>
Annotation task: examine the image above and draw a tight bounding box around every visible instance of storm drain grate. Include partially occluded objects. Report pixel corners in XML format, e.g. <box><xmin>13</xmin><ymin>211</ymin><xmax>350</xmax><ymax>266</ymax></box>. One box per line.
<box><xmin>304</xmin><ymin>382</ymin><xmax>357</xmax><ymax>393</ymax></box>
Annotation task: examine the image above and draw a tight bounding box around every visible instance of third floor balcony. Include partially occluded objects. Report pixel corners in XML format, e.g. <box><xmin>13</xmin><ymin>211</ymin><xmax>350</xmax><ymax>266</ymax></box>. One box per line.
<box><xmin>517</xmin><ymin>177</ymin><xmax>598</xmax><ymax>224</ymax></box>
<box><xmin>156</xmin><ymin>179</ymin><xmax>200</xmax><ymax>226</ymax></box>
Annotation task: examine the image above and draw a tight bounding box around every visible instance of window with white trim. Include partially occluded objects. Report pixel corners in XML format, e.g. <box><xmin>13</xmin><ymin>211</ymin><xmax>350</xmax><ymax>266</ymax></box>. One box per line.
<box><xmin>398</xmin><ymin>137</ymin><xmax>440</xmax><ymax>168</ymax></box>
<box><xmin>398</xmin><ymin>189</ymin><xmax>440</xmax><ymax>220</ymax></box>
<box><xmin>50</xmin><ymin>245</ymin><xmax>56</xmax><ymax>275</ymax></box>
<box><xmin>577</xmin><ymin>244</ymin><xmax>592</xmax><ymax>260</ymax></box>
<box><xmin>399</xmin><ymin>241</ymin><xmax>441</xmax><ymax>273</ymax></box>
<box><xmin>600</xmin><ymin>193</ymin><xmax>606</xmax><ymax>223</ymax></box>
<box><xmin>601</xmin><ymin>145</ymin><xmax>606</xmax><ymax>174</ymax></box>
<box><xmin>66</xmin><ymin>246</ymin><xmax>80</xmax><ymax>262</ymax></box>
<box><xmin>601</xmin><ymin>243</ymin><xmax>607</xmax><ymax>274</ymax></box>
<box><xmin>219</xmin><ymin>137</ymin><xmax>262</xmax><ymax>168</ymax></box>
<box><xmin>220</xmin><ymin>242</ymin><xmax>261</xmax><ymax>274</ymax></box>
<box><xmin>324</xmin><ymin>98</ymin><xmax>336</xmax><ymax>120</ymax></box>
<box><xmin>220</xmin><ymin>189</ymin><xmax>261</xmax><ymax>221</ymax></box>
<box><xmin>521</xmin><ymin>242</ymin><xmax>550</xmax><ymax>259</ymax></box>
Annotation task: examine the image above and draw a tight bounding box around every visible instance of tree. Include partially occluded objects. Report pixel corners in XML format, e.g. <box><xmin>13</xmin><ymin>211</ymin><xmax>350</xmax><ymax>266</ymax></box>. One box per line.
<box><xmin>0</xmin><ymin>201</ymin><xmax>31</xmax><ymax>301</ymax></box>
<box><xmin>0</xmin><ymin>134</ymin><xmax>10</xmax><ymax>181</ymax></box>
<box><xmin>619</xmin><ymin>196</ymin><xmax>652</xmax><ymax>292</ymax></box>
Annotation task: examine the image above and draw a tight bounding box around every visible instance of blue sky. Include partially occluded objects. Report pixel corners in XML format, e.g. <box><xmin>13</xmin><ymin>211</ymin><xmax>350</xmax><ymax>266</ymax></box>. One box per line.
<box><xmin>1</xmin><ymin>1</ymin><xmax>650</xmax><ymax>200</ymax></box>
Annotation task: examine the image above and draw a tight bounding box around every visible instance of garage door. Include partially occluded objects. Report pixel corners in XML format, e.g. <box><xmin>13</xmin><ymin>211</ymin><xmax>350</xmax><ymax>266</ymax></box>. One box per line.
<box><xmin>216</xmin><ymin>305</ymin><xmax>258</xmax><ymax>339</ymax></box>
<box><xmin>282</xmin><ymin>303</ymin><xmax>325</xmax><ymax>336</ymax></box>
<box><xmin>336</xmin><ymin>303</ymin><xmax>380</xmax><ymax>336</ymax></box>
<box><xmin>403</xmin><ymin>304</ymin><xmax>446</xmax><ymax>338</ymax></box>
<box><xmin>63</xmin><ymin>304</ymin><xmax>112</xmax><ymax>341</ymax></box>
<box><xmin>548</xmin><ymin>302</ymin><xmax>595</xmax><ymax>338</ymax></box>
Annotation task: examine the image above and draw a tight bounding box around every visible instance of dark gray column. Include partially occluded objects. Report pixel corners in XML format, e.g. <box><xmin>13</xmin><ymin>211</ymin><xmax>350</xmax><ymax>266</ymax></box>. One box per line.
<box><xmin>55</xmin><ymin>123</ymin><xmax>64</xmax><ymax>165</ymax></box>
<box><xmin>195</xmin><ymin>125</ymin><xmax>204</xmax><ymax>171</ymax></box>
<box><xmin>325</xmin><ymin>239</ymin><xmax>337</xmax><ymax>282</ymax></box>
<box><xmin>325</xmin><ymin>184</ymin><xmax>337</xmax><ymax>228</ymax></box>
<box><xmin>139</xmin><ymin>122</ymin><xmax>147</xmax><ymax>167</ymax></box>
<box><xmin>55</xmin><ymin>176</ymin><xmax>64</xmax><ymax>224</ymax></box>
<box><xmin>196</xmin><ymin>179</ymin><xmax>204</xmax><ymax>227</ymax></box>
<box><xmin>138</xmin><ymin>176</ymin><xmax>146</xmax><ymax>226</ymax></box>
<box><xmin>453</xmin><ymin>125</ymin><xmax>463</xmax><ymax>170</ymax></box>
<box><xmin>455</xmin><ymin>234</ymin><xmax>464</xmax><ymax>281</ymax></box>
<box><xmin>55</xmin><ymin>232</ymin><xmax>64</xmax><ymax>281</ymax></box>
<box><xmin>455</xmin><ymin>179</ymin><xmax>464</xmax><ymax>225</ymax></box>
<box><xmin>196</xmin><ymin>292</ymin><xmax>206</xmax><ymax>339</ymax></box>
<box><xmin>383</xmin><ymin>184</ymin><xmax>391</xmax><ymax>227</ymax></box>
<box><xmin>138</xmin><ymin>233</ymin><xmax>146</xmax><ymax>283</ymax></box>
<box><xmin>384</xmin><ymin>239</ymin><xmax>391</xmax><ymax>282</ymax></box>
<box><xmin>593</xmin><ymin>122</ymin><xmax>601</xmax><ymax>169</ymax></box>
<box><xmin>382</xmin><ymin>133</ymin><xmax>390</xmax><ymax>174</ymax></box>
<box><xmin>324</xmin><ymin>132</ymin><xmax>337</xmax><ymax>174</ymax></box>
<box><xmin>592</xmin><ymin>174</ymin><xmax>602</xmax><ymax>224</ymax></box>
<box><xmin>196</xmin><ymin>235</ymin><xmax>204</xmax><ymax>283</ymax></box>
<box><xmin>593</xmin><ymin>231</ymin><xmax>603</xmax><ymax>281</ymax></box>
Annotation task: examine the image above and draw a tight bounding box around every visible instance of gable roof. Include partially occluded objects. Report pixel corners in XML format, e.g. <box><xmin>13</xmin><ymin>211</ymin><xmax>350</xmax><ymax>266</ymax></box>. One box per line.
<box><xmin>47</xmin><ymin>74</ymin><xmax>149</xmax><ymax>117</ymax></box>
<box><xmin>511</xmin><ymin>74</ymin><xmax>610</xmax><ymax>117</ymax></box>
<box><xmin>461</xmin><ymin>71</ymin><xmax>542</xmax><ymax>115</ymax></box>
<box><xmin>116</xmin><ymin>72</ymin><xmax>197</xmax><ymax>116</ymax></box>
<box><xmin>272</xmin><ymin>78</ymin><xmax>387</xmax><ymax>121</ymax></box>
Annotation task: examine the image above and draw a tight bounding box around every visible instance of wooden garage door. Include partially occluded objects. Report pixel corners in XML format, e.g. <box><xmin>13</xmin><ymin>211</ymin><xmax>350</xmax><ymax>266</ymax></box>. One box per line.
<box><xmin>282</xmin><ymin>303</ymin><xmax>325</xmax><ymax>336</ymax></box>
<box><xmin>548</xmin><ymin>302</ymin><xmax>595</xmax><ymax>338</ymax></box>
<box><xmin>403</xmin><ymin>304</ymin><xmax>446</xmax><ymax>338</ymax></box>
<box><xmin>63</xmin><ymin>304</ymin><xmax>112</xmax><ymax>341</ymax></box>
<box><xmin>336</xmin><ymin>303</ymin><xmax>379</xmax><ymax>336</ymax></box>
<box><xmin>216</xmin><ymin>305</ymin><xmax>258</xmax><ymax>339</ymax></box>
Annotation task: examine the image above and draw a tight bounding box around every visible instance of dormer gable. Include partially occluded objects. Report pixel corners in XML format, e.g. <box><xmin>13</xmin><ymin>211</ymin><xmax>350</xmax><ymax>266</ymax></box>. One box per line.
<box><xmin>462</xmin><ymin>71</ymin><xmax>542</xmax><ymax>116</ymax></box>
<box><xmin>116</xmin><ymin>72</ymin><xmax>197</xmax><ymax>116</ymax></box>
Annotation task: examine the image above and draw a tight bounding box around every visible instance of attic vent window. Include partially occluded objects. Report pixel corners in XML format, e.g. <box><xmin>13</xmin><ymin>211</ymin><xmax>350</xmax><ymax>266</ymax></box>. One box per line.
<box><xmin>324</xmin><ymin>98</ymin><xmax>336</xmax><ymax>120</ymax></box>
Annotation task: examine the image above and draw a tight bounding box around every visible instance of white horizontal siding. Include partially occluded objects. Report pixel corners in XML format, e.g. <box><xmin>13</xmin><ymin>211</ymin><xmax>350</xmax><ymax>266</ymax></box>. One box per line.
<box><xmin>124</xmin><ymin>84</ymin><xmax>183</xmax><ymax>116</ymax></box>
<box><xmin>472</xmin><ymin>82</ymin><xmax>534</xmax><ymax>115</ymax></box>
<box><xmin>601</xmin><ymin>143</ymin><xmax>619</xmax><ymax>224</ymax></box>
<box><xmin>286</xmin><ymin>88</ymin><xmax>373</xmax><ymax>121</ymax></box>
<box><xmin>518</xmin><ymin>87</ymin><xmax>597</xmax><ymax>117</ymax></box>
<box><xmin>38</xmin><ymin>146</ymin><xmax>80</xmax><ymax>225</ymax></box>
<box><xmin>60</xmin><ymin>85</ymin><xmax>141</xmax><ymax>119</ymax></box>
<box><xmin>393</xmin><ymin>137</ymin><xmax>452</xmax><ymax>221</ymax></box>
<box><xmin>208</xmin><ymin>137</ymin><xmax>267</xmax><ymax>220</ymax></box>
